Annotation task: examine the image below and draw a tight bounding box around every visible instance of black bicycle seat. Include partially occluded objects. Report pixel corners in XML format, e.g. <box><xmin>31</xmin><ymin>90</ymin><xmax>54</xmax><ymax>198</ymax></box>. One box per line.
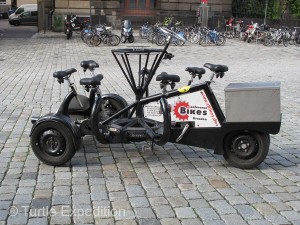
<box><xmin>53</xmin><ymin>68</ymin><xmax>77</xmax><ymax>79</ymax></box>
<box><xmin>156</xmin><ymin>72</ymin><xmax>180</xmax><ymax>83</ymax></box>
<box><xmin>80</xmin><ymin>74</ymin><xmax>103</xmax><ymax>86</ymax></box>
<box><xmin>80</xmin><ymin>60</ymin><xmax>99</xmax><ymax>71</ymax></box>
<box><xmin>186</xmin><ymin>67</ymin><xmax>206</xmax><ymax>75</ymax></box>
<box><xmin>204</xmin><ymin>63</ymin><xmax>228</xmax><ymax>73</ymax></box>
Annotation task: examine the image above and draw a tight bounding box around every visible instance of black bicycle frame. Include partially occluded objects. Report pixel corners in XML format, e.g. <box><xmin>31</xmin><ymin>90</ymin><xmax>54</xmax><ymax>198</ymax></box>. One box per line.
<box><xmin>97</xmin><ymin>81</ymin><xmax>225</xmax><ymax>126</ymax></box>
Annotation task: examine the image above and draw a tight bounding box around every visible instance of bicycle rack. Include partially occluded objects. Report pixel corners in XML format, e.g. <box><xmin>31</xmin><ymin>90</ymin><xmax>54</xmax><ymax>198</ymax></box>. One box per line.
<box><xmin>111</xmin><ymin>47</ymin><xmax>165</xmax><ymax>118</ymax></box>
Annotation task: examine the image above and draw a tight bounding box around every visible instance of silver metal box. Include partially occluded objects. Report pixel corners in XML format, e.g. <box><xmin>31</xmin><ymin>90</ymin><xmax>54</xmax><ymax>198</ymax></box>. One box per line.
<box><xmin>225</xmin><ymin>82</ymin><xmax>281</xmax><ymax>122</ymax></box>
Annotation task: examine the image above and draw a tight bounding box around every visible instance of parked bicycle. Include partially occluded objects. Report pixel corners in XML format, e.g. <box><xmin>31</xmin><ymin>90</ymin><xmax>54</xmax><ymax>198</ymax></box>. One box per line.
<box><xmin>199</xmin><ymin>28</ymin><xmax>226</xmax><ymax>46</ymax></box>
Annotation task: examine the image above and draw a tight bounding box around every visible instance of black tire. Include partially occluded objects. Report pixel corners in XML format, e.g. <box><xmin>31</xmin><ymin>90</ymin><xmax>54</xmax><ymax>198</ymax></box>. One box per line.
<box><xmin>247</xmin><ymin>37</ymin><xmax>252</xmax><ymax>43</ymax></box>
<box><xmin>31</xmin><ymin>122</ymin><xmax>76</xmax><ymax>166</ymax></box>
<box><xmin>128</xmin><ymin>35</ymin><xmax>134</xmax><ymax>43</ymax></box>
<box><xmin>101</xmin><ymin>93</ymin><xmax>129</xmax><ymax>119</ymax></box>
<box><xmin>199</xmin><ymin>36</ymin><xmax>209</xmax><ymax>47</ymax></box>
<box><xmin>66</xmin><ymin>31</ymin><xmax>71</xmax><ymax>40</ymax></box>
<box><xmin>92</xmin><ymin>35</ymin><xmax>102</xmax><ymax>46</ymax></box>
<box><xmin>147</xmin><ymin>31</ymin><xmax>154</xmax><ymax>42</ymax></box>
<box><xmin>223</xmin><ymin>131</ymin><xmax>270</xmax><ymax>169</ymax></box>
<box><xmin>157</xmin><ymin>34</ymin><xmax>166</xmax><ymax>46</ymax></box>
<box><xmin>121</xmin><ymin>35</ymin><xmax>126</xmax><ymax>43</ymax></box>
<box><xmin>15</xmin><ymin>20</ymin><xmax>20</xmax><ymax>26</ymax></box>
<box><xmin>283</xmin><ymin>36</ymin><xmax>289</xmax><ymax>47</ymax></box>
<box><xmin>109</xmin><ymin>35</ymin><xmax>120</xmax><ymax>46</ymax></box>
<box><xmin>216</xmin><ymin>34</ymin><xmax>226</xmax><ymax>46</ymax></box>
<box><xmin>295</xmin><ymin>35</ymin><xmax>300</xmax><ymax>47</ymax></box>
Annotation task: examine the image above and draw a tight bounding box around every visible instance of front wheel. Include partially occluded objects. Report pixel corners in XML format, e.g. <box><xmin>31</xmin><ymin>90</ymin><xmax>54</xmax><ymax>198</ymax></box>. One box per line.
<box><xmin>223</xmin><ymin>131</ymin><xmax>270</xmax><ymax>169</ymax></box>
<box><xmin>31</xmin><ymin>122</ymin><xmax>76</xmax><ymax>166</ymax></box>
<box><xmin>121</xmin><ymin>35</ymin><xmax>127</xmax><ymax>43</ymax></box>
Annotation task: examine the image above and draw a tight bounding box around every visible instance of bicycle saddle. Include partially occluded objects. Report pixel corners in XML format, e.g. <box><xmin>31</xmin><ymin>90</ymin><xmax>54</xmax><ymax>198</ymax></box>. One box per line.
<box><xmin>156</xmin><ymin>72</ymin><xmax>180</xmax><ymax>83</ymax></box>
<box><xmin>80</xmin><ymin>74</ymin><xmax>103</xmax><ymax>86</ymax></box>
<box><xmin>186</xmin><ymin>67</ymin><xmax>206</xmax><ymax>75</ymax></box>
<box><xmin>53</xmin><ymin>68</ymin><xmax>77</xmax><ymax>79</ymax></box>
<box><xmin>80</xmin><ymin>60</ymin><xmax>99</xmax><ymax>71</ymax></box>
<box><xmin>204</xmin><ymin>63</ymin><xmax>228</xmax><ymax>73</ymax></box>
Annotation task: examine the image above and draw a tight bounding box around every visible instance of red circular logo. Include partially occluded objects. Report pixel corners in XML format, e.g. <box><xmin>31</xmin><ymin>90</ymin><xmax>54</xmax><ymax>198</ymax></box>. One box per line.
<box><xmin>173</xmin><ymin>101</ymin><xmax>189</xmax><ymax>121</ymax></box>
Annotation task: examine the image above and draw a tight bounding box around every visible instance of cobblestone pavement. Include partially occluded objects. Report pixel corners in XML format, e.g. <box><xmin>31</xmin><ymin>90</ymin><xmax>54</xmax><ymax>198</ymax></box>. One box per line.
<box><xmin>0</xmin><ymin>31</ymin><xmax>300</xmax><ymax>225</ymax></box>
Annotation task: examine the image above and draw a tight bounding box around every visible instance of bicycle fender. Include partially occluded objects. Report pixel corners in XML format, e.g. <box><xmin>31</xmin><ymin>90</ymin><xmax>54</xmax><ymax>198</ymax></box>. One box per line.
<box><xmin>30</xmin><ymin>113</ymin><xmax>82</xmax><ymax>151</ymax></box>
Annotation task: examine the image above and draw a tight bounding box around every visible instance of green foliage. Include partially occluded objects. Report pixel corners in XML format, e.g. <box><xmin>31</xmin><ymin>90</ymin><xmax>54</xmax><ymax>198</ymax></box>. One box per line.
<box><xmin>53</xmin><ymin>13</ymin><xmax>63</xmax><ymax>28</ymax></box>
<box><xmin>289</xmin><ymin>0</ymin><xmax>300</xmax><ymax>18</ymax></box>
<box><xmin>232</xmin><ymin>0</ymin><xmax>300</xmax><ymax>19</ymax></box>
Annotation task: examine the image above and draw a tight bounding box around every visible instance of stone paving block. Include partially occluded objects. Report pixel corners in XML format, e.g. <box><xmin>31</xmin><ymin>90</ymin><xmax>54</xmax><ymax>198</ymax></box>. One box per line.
<box><xmin>260</xmin><ymin>193</ymin><xmax>281</xmax><ymax>203</ymax></box>
<box><xmin>242</xmin><ymin>193</ymin><xmax>264</xmax><ymax>204</ymax></box>
<box><xmin>149</xmin><ymin>197</ymin><xmax>168</xmax><ymax>206</ymax></box>
<box><xmin>52</xmin><ymin>195</ymin><xmax>71</xmax><ymax>205</ymax></box>
<box><xmin>125</xmin><ymin>185</ymin><xmax>145</xmax><ymax>197</ymax></box>
<box><xmin>134</xmin><ymin>207</ymin><xmax>156</xmax><ymax>219</ymax></box>
<box><xmin>153</xmin><ymin>205</ymin><xmax>175</xmax><ymax>218</ymax></box>
<box><xmin>194</xmin><ymin>207</ymin><xmax>220</xmax><ymax>221</ymax></box>
<box><xmin>7</xmin><ymin>214</ymin><xmax>28</xmax><ymax>225</ymax></box>
<box><xmin>160</xmin><ymin>218</ymin><xmax>181</xmax><ymax>225</ymax></box>
<box><xmin>264</xmin><ymin>214</ymin><xmax>290</xmax><ymax>224</ymax></box>
<box><xmin>95</xmin><ymin>218</ymin><xmax>115</xmax><ymax>225</ymax></box>
<box><xmin>138</xmin><ymin>218</ymin><xmax>161</xmax><ymax>225</ymax></box>
<box><xmin>114</xmin><ymin>209</ymin><xmax>135</xmax><ymax>220</ymax></box>
<box><xmin>182</xmin><ymin>190</ymin><xmax>202</xmax><ymax>200</ymax></box>
<box><xmin>234</xmin><ymin>205</ymin><xmax>263</xmax><ymax>220</ymax></box>
<box><xmin>181</xmin><ymin>218</ymin><xmax>203</xmax><ymax>225</ymax></box>
<box><xmin>221</xmin><ymin>214</ymin><xmax>248</xmax><ymax>225</ymax></box>
<box><xmin>167</xmin><ymin>196</ymin><xmax>188</xmax><ymax>207</ymax></box>
<box><xmin>201</xmin><ymin>192</ymin><xmax>223</xmax><ymax>201</ymax></box>
<box><xmin>224</xmin><ymin>195</ymin><xmax>248</xmax><ymax>205</ymax></box>
<box><xmin>115</xmin><ymin>220</ymin><xmax>137</xmax><ymax>225</ymax></box>
<box><xmin>280</xmin><ymin>210</ymin><xmax>300</xmax><ymax>221</ymax></box>
<box><xmin>174</xmin><ymin>207</ymin><xmax>197</xmax><ymax>219</ymax></box>
<box><xmin>162</xmin><ymin>188</ymin><xmax>181</xmax><ymax>197</ymax></box>
<box><xmin>210</xmin><ymin>200</ymin><xmax>236</xmax><ymax>215</ymax></box>
<box><xmin>27</xmin><ymin>217</ymin><xmax>48</xmax><ymax>225</ymax></box>
<box><xmin>129</xmin><ymin>197</ymin><xmax>150</xmax><ymax>208</ymax></box>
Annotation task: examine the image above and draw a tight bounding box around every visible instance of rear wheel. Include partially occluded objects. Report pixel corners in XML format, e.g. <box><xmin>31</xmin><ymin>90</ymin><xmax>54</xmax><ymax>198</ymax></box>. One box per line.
<box><xmin>216</xmin><ymin>34</ymin><xmax>226</xmax><ymax>46</ymax></box>
<box><xmin>31</xmin><ymin>122</ymin><xmax>76</xmax><ymax>166</ymax></box>
<box><xmin>128</xmin><ymin>35</ymin><xmax>134</xmax><ymax>43</ymax></box>
<box><xmin>101</xmin><ymin>93</ymin><xmax>129</xmax><ymax>119</ymax></box>
<box><xmin>223</xmin><ymin>131</ymin><xmax>270</xmax><ymax>169</ymax></box>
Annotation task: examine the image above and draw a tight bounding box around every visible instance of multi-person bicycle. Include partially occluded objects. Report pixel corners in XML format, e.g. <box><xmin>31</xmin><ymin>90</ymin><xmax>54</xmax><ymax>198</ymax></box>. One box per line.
<box><xmin>30</xmin><ymin>27</ymin><xmax>281</xmax><ymax>169</ymax></box>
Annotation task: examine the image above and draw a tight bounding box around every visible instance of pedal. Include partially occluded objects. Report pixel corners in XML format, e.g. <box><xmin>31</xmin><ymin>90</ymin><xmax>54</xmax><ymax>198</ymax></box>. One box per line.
<box><xmin>176</xmin><ymin>123</ymin><xmax>190</xmax><ymax>142</ymax></box>
<box><xmin>108</xmin><ymin>124</ymin><xmax>122</xmax><ymax>133</ymax></box>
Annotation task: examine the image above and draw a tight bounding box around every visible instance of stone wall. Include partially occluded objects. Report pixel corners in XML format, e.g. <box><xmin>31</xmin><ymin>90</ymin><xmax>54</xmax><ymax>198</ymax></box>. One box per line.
<box><xmin>39</xmin><ymin>0</ymin><xmax>233</xmax><ymax>30</ymax></box>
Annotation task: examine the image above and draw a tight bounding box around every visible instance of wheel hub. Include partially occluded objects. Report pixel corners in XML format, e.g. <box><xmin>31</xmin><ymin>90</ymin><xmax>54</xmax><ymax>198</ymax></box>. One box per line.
<box><xmin>40</xmin><ymin>130</ymin><xmax>65</xmax><ymax>156</ymax></box>
<box><xmin>231</xmin><ymin>135</ymin><xmax>257</xmax><ymax>158</ymax></box>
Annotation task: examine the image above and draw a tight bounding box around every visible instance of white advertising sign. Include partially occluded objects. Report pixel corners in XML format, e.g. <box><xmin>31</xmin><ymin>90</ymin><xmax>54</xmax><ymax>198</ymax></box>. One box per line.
<box><xmin>144</xmin><ymin>90</ymin><xmax>220</xmax><ymax>127</ymax></box>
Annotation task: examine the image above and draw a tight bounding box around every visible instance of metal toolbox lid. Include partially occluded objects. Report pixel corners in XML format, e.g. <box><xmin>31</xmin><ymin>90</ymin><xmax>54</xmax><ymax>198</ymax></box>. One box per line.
<box><xmin>225</xmin><ymin>82</ymin><xmax>280</xmax><ymax>92</ymax></box>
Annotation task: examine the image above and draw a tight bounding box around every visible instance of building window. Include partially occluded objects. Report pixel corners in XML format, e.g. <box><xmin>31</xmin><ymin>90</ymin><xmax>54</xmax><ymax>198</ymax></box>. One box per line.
<box><xmin>139</xmin><ymin>0</ymin><xmax>146</xmax><ymax>9</ymax></box>
<box><xmin>129</xmin><ymin>0</ymin><xmax>135</xmax><ymax>9</ymax></box>
<box><xmin>120</xmin><ymin>0</ymin><xmax>157</xmax><ymax>9</ymax></box>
